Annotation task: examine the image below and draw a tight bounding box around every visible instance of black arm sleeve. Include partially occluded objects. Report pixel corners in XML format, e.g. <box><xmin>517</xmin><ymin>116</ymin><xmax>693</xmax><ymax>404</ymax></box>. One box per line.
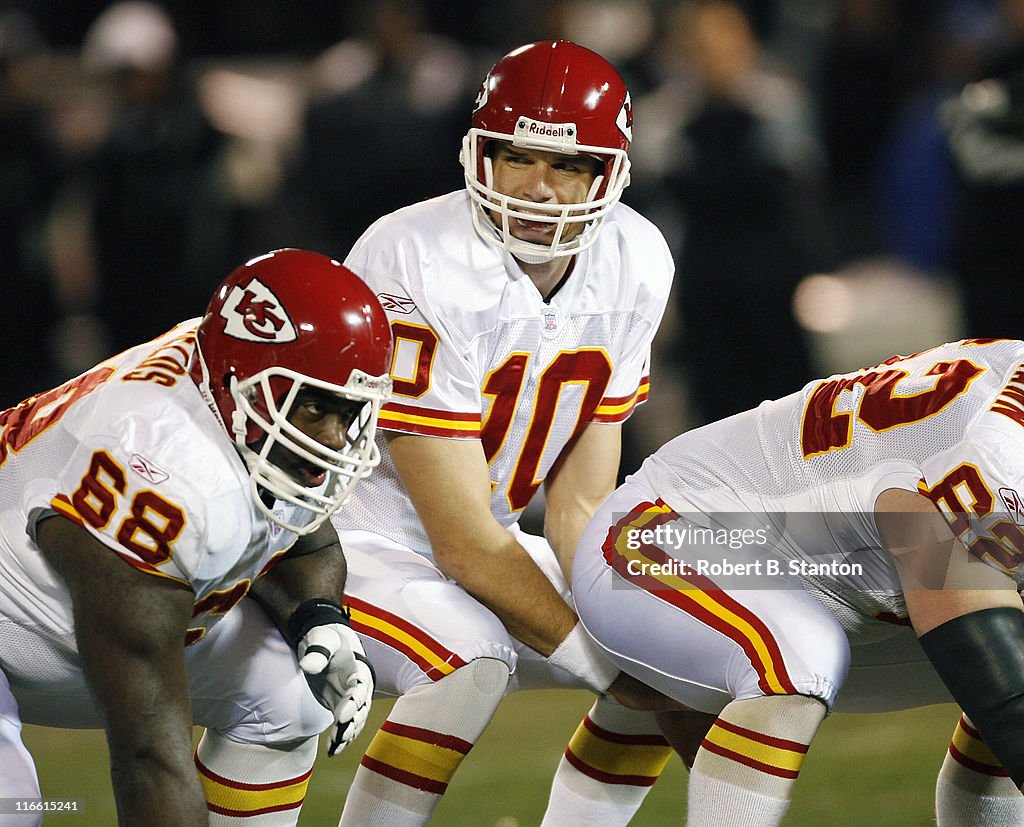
<box><xmin>918</xmin><ymin>606</ymin><xmax>1024</xmax><ymax>788</ymax></box>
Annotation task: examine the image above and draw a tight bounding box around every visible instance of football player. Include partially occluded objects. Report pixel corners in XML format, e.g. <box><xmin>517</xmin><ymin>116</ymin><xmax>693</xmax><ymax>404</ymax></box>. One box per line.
<box><xmin>573</xmin><ymin>338</ymin><xmax>1024</xmax><ymax>826</ymax></box>
<box><xmin>320</xmin><ymin>40</ymin><xmax>689</xmax><ymax>826</ymax></box>
<box><xmin>0</xmin><ymin>249</ymin><xmax>393</xmax><ymax>825</ymax></box>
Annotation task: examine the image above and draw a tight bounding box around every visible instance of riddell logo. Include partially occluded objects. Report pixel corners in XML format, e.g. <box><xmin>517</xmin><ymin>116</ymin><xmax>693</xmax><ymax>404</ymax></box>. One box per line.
<box><xmin>221</xmin><ymin>278</ymin><xmax>297</xmax><ymax>343</ymax></box>
<box><xmin>514</xmin><ymin>117</ymin><xmax>578</xmax><ymax>152</ymax></box>
<box><xmin>529</xmin><ymin>123</ymin><xmax>570</xmax><ymax>137</ymax></box>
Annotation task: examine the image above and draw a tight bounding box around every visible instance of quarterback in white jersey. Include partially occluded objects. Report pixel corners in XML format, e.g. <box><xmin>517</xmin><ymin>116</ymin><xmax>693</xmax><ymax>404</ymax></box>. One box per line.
<box><xmin>574</xmin><ymin>338</ymin><xmax>1024</xmax><ymax>826</ymax></box>
<box><xmin>330</xmin><ymin>41</ymin><xmax>684</xmax><ymax>827</ymax></box>
<box><xmin>338</xmin><ymin>189</ymin><xmax>666</xmax><ymax>552</ymax></box>
<box><xmin>0</xmin><ymin>250</ymin><xmax>392</xmax><ymax>825</ymax></box>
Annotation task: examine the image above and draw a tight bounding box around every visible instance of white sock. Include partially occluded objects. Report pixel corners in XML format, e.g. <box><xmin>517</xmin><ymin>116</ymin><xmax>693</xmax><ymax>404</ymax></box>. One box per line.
<box><xmin>936</xmin><ymin>715</ymin><xmax>1024</xmax><ymax>827</ymax></box>
<box><xmin>0</xmin><ymin>702</ymin><xmax>41</xmax><ymax>825</ymax></box>
<box><xmin>687</xmin><ymin>695</ymin><xmax>825</xmax><ymax>827</ymax></box>
<box><xmin>0</xmin><ymin>703</ymin><xmax>39</xmax><ymax>799</ymax></box>
<box><xmin>194</xmin><ymin>731</ymin><xmax>317</xmax><ymax>825</ymax></box>
<box><xmin>541</xmin><ymin>696</ymin><xmax>673</xmax><ymax>826</ymax></box>
<box><xmin>688</xmin><ymin>772</ymin><xmax>791</xmax><ymax>826</ymax></box>
<box><xmin>339</xmin><ymin>657</ymin><xmax>509</xmax><ymax>827</ymax></box>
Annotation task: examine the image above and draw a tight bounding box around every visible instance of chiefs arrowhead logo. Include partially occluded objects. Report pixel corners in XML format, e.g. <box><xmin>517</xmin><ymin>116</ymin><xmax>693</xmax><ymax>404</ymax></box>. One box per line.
<box><xmin>220</xmin><ymin>278</ymin><xmax>297</xmax><ymax>343</ymax></box>
<box><xmin>473</xmin><ymin>76</ymin><xmax>490</xmax><ymax>113</ymax></box>
<box><xmin>616</xmin><ymin>92</ymin><xmax>633</xmax><ymax>143</ymax></box>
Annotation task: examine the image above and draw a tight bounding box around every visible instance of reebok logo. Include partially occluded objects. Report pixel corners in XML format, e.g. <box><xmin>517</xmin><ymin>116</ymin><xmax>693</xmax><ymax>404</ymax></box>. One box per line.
<box><xmin>1001</xmin><ymin>487</ymin><xmax>1024</xmax><ymax>525</ymax></box>
<box><xmin>377</xmin><ymin>293</ymin><xmax>417</xmax><ymax>315</ymax></box>
<box><xmin>129</xmin><ymin>453</ymin><xmax>169</xmax><ymax>485</ymax></box>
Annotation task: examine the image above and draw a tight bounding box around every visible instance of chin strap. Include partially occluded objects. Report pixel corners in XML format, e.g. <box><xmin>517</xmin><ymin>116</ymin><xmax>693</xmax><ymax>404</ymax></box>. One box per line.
<box><xmin>231</xmin><ymin>410</ymin><xmax>249</xmax><ymax>444</ymax></box>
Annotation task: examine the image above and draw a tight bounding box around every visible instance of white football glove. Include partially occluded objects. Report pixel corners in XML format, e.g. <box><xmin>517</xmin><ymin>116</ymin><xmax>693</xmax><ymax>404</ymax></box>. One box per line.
<box><xmin>290</xmin><ymin>600</ymin><xmax>375</xmax><ymax>757</ymax></box>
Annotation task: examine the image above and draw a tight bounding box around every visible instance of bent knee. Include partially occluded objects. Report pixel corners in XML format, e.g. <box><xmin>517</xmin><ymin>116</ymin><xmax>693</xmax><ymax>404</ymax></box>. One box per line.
<box><xmin>407</xmin><ymin>656</ymin><xmax>511</xmax><ymax>699</ymax></box>
<box><xmin>377</xmin><ymin>632</ymin><xmax>518</xmax><ymax>696</ymax></box>
<box><xmin>732</xmin><ymin>611</ymin><xmax>849</xmax><ymax>712</ymax></box>
<box><xmin>206</xmin><ymin>680</ymin><xmax>333</xmax><ymax>746</ymax></box>
<box><xmin>391</xmin><ymin>657</ymin><xmax>511</xmax><ymax>742</ymax></box>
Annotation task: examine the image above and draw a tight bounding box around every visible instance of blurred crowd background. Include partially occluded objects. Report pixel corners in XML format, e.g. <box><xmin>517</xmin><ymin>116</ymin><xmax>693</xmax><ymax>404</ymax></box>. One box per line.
<box><xmin>4</xmin><ymin>0</ymin><xmax>1024</xmax><ymax>474</ymax></box>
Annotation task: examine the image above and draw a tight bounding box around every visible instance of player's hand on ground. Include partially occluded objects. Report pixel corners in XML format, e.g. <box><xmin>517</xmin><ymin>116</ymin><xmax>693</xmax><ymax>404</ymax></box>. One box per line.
<box><xmin>606</xmin><ymin>671</ymin><xmax>688</xmax><ymax>711</ymax></box>
<box><xmin>297</xmin><ymin>620</ymin><xmax>375</xmax><ymax>756</ymax></box>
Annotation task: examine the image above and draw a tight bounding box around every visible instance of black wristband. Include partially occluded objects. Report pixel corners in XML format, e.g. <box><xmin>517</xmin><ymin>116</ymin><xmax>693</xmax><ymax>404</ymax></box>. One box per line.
<box><xmin>286</xmin><ymin>598</ymin><xmax>350</xmax><ymax>648</ymax></box>
<box><xmin>919</xmin><ymin>606</ymin><xmax>1024</xmax><ymax>787</ymax></box>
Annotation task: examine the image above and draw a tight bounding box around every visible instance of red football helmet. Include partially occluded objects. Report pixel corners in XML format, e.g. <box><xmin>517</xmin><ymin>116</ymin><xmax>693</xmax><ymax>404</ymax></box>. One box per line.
<box><xmin>190</xmin><ymin>248</ymin><xmax>393</xmax><ymax>534</ymax></box>
<box><xmin>461</xmin><ymin>40</ymin><xmax>633</xmax><ymax>261</ymax></box>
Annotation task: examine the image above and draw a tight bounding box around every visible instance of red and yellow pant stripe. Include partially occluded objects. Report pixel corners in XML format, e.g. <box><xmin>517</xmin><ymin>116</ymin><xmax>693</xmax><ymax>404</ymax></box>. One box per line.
<box><xmin>563</xmin><ymin>715</ymin><xmax>673</xmax><ymax>786</ymax></box>
<box><xmin>360</xmin><ymin>721</ymin><xmax>473</xmax><ymax>795</ymax></box>
<box><xmin>602</xmin><ymin>500</ymin><xmax>797</xmax><ymax>697</ymax></box>
<box><xmin>346</xmin><ymin>596</ymin><xmax>467</xmax><ymax>681</ymax></box>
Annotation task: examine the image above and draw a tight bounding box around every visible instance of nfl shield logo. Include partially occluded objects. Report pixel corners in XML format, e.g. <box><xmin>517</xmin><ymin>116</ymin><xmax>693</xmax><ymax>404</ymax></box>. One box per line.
<box><xmin>543</xmin><ymin>309</ymin><xmax>557</xmax><ymax>331</ymax></box>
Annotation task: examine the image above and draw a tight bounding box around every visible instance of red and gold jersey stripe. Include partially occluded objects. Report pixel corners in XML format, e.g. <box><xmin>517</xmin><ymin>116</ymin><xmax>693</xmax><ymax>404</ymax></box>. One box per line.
<box><xmin>948</xmin><ymin>715</ymin><xmax>1009</xmax><ymax>777</ymax></box>
<box><xmin>360</xmin><ymin>721</ymin><xmax>473</xmax><ymax>794</ymax></box>
<box><xmin>591</xmin><ymin>376</ymin><xmax>650</xmax><ymax>423</ymax></box>
<box><xmin>48</xmin><ymin>493</ymin><xmax>91</xmax><ymax>527</ymax></box>
<box><xmin>346</xmin><ymin>596</ymin><xmax>467</xmax><ymax>680</ymax></box>
<box><xmin>701</xmin><ymin>718</ymin><xmax>809</xmax><ymax>779</ymax></box>
<box><xmin>563</xmin><ymin>714</ymin><xmax>673</xmax><ymax>787</ymax></box>
<box><xmin>378</xmin><ymin>401</ymin><xmax>481</xmax><ymax>438</ymax></box>
<box><xmin>195</xmin><ymin>752</ymin><xmax>311</xmax><ymax>817</ymax></box>
<box><xmin>602</xmin><ymin>500</ymin><xmax>797</xmax><ymax>697</ymax></box>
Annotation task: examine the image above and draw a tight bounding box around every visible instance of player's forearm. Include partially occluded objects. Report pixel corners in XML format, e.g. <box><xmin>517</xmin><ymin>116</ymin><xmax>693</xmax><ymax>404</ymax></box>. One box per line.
<box><xmin>108</xmin><ymin>738</ymin><xmax>208</xmax><ymax>826</ymax></box>
<box><xmin>544</xmin><ymin>498</ymin><xmax>603</xmax><ymax>583</ymax></box>
<box><xmin>91</xmin><ymin>654</ymin><xmax>206</xmax><ymax>825</ymax></box>
<box><xmin>434</xmin><ymin>532</ymin><xmax>577</xmax><ymax>654</ymax></box>
<box><xmin>90</xmin><ymin>645</ymin><xmax>206</xmax><ymax>825</ymax></box>
<box><xmin>249</xmin><ymin>536</ymin><xmax>349</xmax><ymax>634</ymax></box>
<box><xmin>542</xmin><ymin>422</ymin><xmax>620</xmax><ymax>580</ymax></box>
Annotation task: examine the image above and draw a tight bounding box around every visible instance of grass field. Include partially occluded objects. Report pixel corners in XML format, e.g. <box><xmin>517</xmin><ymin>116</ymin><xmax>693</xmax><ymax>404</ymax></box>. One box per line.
<box><xmin>23</xmin><ymin>691</ymin><xmax>958</xmax><ymax>825</ymax></box>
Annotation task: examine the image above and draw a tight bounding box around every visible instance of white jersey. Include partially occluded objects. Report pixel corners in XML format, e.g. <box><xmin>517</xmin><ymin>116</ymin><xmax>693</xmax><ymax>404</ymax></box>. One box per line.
<box><xmin>0</xmin><ymin>322</ymin><xmax>312</xmax><ymax>647</ymax></box>
<box><xmin>334</xmin><ymin>190</ymin><xmax>673</xmax><ymax>555</ymax></box>
<box><xmin>641</xmin><ymin>338</ymin><xmax>1024</xmax><ymax>612</ymax></box>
